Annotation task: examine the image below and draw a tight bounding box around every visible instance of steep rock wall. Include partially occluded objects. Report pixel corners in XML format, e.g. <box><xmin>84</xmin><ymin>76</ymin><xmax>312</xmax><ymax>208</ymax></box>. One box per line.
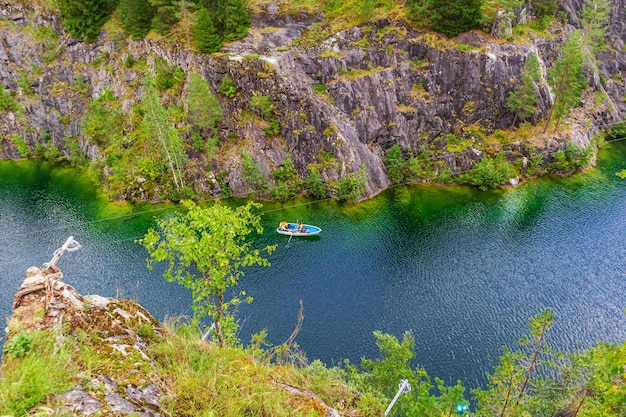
<box><xmin>0</xmin><ymin>0</ymin><xmax>624</xmax><ymax>200</ymax></box>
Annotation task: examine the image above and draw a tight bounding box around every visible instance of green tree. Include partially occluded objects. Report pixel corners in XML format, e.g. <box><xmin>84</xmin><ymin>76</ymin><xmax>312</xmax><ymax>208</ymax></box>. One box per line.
<box><xmin>461</xmin><ymin>153</ymin><xmax>512</xmax><ymax>190</ymax></box>
<box><xmin>57</xmin><ymin>0</ymin><xmax>116</xmax><ymax>42</ymax></box>
<box><xmin>202</xmin><ymin>0</ymin><xmax>251</xmax><ymax>41</ymax></box>
<box><xmin>425</xmin><ymin>0</ymin><xmax>482</xmax><ymax>38</ymax></box>
<box><xmin>545</xmin><ymin>30</ymin><xmax>587</xmax><ymax>133</ymax></box>
<box><xmin>149</xmin><ymin>0</ymin><xmax>180</xmax><ymax>35</ymax></box>
<box><xmin>186</xmin><ymin>71</ymin><xmax>223</xmax><ymax>131</ymax></box>
<box><xmin>140</xmin><ymin>200</ymin><xmax>275</xmax><ymax>347</ymax></box>
<box><xmin>241</xmin><ymin>150</ymin><xmax>267</xmax><ymax>197</ymax></box>
<box><xmin>82</xmin><ymin>88</ymin><xmax>124</xmax><ymax>147</ymax></box>
<box><xmin>384</xmin><ymin>144</ymin><xmax>405</xmax><ymax>184</ymax></box>
<box><xmin>529</xmin><ymin>0</ymin><xmax>557</xmax><ymax>28</ymax></box>
<box><xmin>506</xmin><ymin>53</ymin><xmax>541</xmax><ymax>127</ymax></box>
<box><xmin>304</xmin><ymin>168</ymin><xmax>328</xmax><ymax>199</ymax></box>
<box><xmin>118</xmin><ymin>0</ymin><xmax>154</xmax><ymax>39</ymax></box>
<box><xmin>141</xmin><ymin>72</ymin><xmax>187</xmax><ymax>191</ymax></box>
<box><xmin>473</xmin><ymin>308</ymin><xmax>556</xmax><ymax>417</ymax></box>
<box><xmin>333</xmin><ymin>165</ymin><xmax>367</xmax><ymax>201</ymax></box>
<box><xmin>194</xmin><ymin>7</ymin><xmax>223</xmax><ymax>53</ymax></box>
<box><xmin>270</xmin><ymin>153</ymin><xmax>302</xmax><ymax>201</ymax></box>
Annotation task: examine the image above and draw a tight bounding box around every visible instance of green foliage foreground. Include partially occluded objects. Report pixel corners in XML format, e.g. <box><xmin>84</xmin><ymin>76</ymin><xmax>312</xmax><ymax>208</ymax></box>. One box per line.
<box><xmin>2</xmin><ymin>306</ymin><xmax>624</xmax><ymax>416</ymax></box>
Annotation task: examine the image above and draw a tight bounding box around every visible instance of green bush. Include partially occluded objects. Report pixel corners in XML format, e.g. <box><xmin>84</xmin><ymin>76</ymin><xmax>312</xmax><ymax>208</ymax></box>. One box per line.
<box><xmin>251</xmin><ymin>94</ymin><xmax>273</xmax><ymax>119</ymax></box>
<box><xmin>154</xmin><ymin>56</ymin><xmax>185</xmax><ymax>92</ymax></box>
<box><xmin>460</xmin><ymin>153</ymin><xmax>512</xmax><ymax>190</ymax></box>
<box><xmin>304</xmin><ymin>168</ymin><xmax>329</xmax><ymax>199</ymax></box>
<box><xmin>264</xmin><ymin>119</ymin><xmax>281</xmax><ymax>136</ymax></box>
<box><xmin>9</xmin><ymin>134</ymin><xmax>30</xmax><ymax>158</ymax></box>
<box><xmin>241</xmin><ymin>151</ymin><xmax>267</xmax><ymax>197</ymax></box>
<box><xmin>333</xmin><ymin>165</ymin><xmax>367</xmax><ymax>201</ymax></box>
<box><xmin>384</xmin><ymin>144</ymin><xmax>405</xmax><ymax>184</ymax></box>
<box><xmin>6</xmin><ymin>331</ymin><xmax>32</xmax><ymax>359</ymax></box>
<box><xmin>0</xmin><ymin>86</ymin><xmax>17</xmax><ymax>112</ymax></box>
<box><xmin>218</xmin><ymin>76</ymin><xmax>238</xmax><ymax>98</ymax></box>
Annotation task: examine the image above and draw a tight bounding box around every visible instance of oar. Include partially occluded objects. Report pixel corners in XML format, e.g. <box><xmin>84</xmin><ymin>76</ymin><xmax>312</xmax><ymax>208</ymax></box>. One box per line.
<box><xmin>286</xmin><ymin>233</ymin><xmax>293</xmax><ymax>248</ymax></box>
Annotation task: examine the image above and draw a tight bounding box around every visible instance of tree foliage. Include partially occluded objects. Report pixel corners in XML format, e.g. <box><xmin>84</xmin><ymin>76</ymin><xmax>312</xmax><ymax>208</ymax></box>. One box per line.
<box><xmin>57</xmin><ymin>0</ymin><xmax>116</xmax><ymax>42</ymax></box>
<box><xmin>194</xmin><ymin>7</ymin><xmax>223</xmax><ymax>53</ymax></box>
<box><xmin>202</xmin><ymin>0</ymin><xmax>251</xmax><ymax>42</ymax></box>
<box><xmin>421</xmin><ymin>0</ymin><xmax>482</xmax><ymax>38</ymax></box>
<box><xmin>186</xmin><ymin>71</ymin><xmax>223</xmax><ymax>131</ymax></box>
<box><xmin>118</xmin><ymin>0</ymin><xmax>154</xmax><ymax>39</ymax></box>
<box><xmin>141</xmin><ymin>72</ymin><xmax>187</xmax><ymax>191</ymax></box>
<box><xmin>149</xmin><ymin>0</ymin><xmax>180</xmax><ymax>35</ymax></box>
<box><xmin>506</xmin><ymin>53</ymin><xmax>541</xmax><ymax>127</ymax></box>
<box><xmin>82</xmin><ymin>88</ymin><xmax>124</xmax><ymax>147</ymax></box>
<box><xmin>545</xmin><ymin>30</ymin><xmax>587</xmax><ymax>133</ymax></box>
<box><xmin>139</xmin><ymin>200</ymin><xmax>275</xmax><ymax>347</ymax></box>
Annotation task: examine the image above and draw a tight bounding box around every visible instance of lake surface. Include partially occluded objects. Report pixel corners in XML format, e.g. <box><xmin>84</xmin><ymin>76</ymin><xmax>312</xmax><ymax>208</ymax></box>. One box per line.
<box><xmin>1</xmin><ymin>144</ymin><xmax>625</xmax><ymax>390</ymax></box>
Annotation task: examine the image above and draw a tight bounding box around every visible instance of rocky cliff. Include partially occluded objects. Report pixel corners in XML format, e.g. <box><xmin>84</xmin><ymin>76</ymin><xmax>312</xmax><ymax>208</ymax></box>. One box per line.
<box><xmin>0</xmin><ymin>0</ymin><xmax>624</xmax><ymax>200</ymax></box>
<box><xmin>3</xmin><ymin>265</ymin><xmax>354</xmax><ymax>416</ymax></box>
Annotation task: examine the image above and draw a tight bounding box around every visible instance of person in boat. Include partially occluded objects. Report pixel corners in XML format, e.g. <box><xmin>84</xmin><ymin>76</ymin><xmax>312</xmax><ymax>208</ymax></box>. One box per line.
<box><xmin>279</xmin><ymin>221</ymin><xmax>288</xmax><ymax>231</ymax></box>
<box><xmin>298</xmin><ymin>222</ymin><xmax>303</xmax><ymax>231</ymax></box>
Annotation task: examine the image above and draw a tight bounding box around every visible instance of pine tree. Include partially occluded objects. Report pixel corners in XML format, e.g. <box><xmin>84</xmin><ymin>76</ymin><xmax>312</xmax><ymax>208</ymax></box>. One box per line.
<box><xmin>57</xmin><ymin>0</ymin><xmax>116</xmax><ymax>42</ymax></box>
<box><xmin>186</xmin><ymin>71</ymin><xmax>223</xmax><ymax>130</ymax></box>
<box><xmin>149</xmin><ymin>0</ymin><xmax>180</xmax><ymax>35</ymax></box>
<box><xmin>222</xmin><ymin>0</ymin><xmax>251</xmax><ymax>41</ymax></box>
<box><xmin>194</xmin><ymin>8</ymin><xmax>223</xmax><ymax>53</ymax></box>
<box><xmin>545</xmin><ymin>30</ymin><xmax>587</xmax><ymax>133</ymax></box>
<box><xmin>427</xmin><ymin>0</ymin><xmax>482</xmax><ymax>38</ymax></box>
<box><xmin>118</xmin><ymin>0</ymin><xmax>154</xmax><ymax>40</ymax></box>
<box><xmin>200</xmin><ymin>0</ymin><xmax>250</xmax><ymax>42</ymax></box>
<box><xmin>506</xmin><ymin>53</ymin><xmax>541</xmax><ymax>127</ymax></box>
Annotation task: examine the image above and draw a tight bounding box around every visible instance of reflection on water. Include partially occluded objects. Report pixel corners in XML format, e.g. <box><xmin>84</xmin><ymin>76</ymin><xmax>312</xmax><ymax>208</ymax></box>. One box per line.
<box><xmin>1</xmin><ymin>145</ymin><xmax>626</xmax><ymax>389</ymax></box>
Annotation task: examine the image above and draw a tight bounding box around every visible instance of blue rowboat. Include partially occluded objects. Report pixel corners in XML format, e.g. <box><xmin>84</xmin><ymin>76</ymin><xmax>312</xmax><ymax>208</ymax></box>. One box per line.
<box><xmin>277</xmin><ymin>222</ymin><xmax>322</xmax><ymax>236</ymax></box>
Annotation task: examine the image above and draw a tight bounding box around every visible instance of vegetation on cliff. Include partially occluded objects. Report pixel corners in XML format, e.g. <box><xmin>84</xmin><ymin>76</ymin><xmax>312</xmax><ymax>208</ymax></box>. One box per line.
<box><xmin>0</xmin><ymin>0</ymin><xmax>621</xmax><ymax>204</ymax></box>
<box><xmin>1</xmin><ymin>269</ymin><xmax>624</xmax><ymax>416</ymax></box>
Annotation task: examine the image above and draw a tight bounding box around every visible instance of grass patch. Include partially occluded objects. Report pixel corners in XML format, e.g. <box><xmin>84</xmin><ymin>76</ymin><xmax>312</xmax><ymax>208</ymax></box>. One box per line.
<box><xmin>338</xmin><ymin>65</ymin><xmax>388</xmax><ymax>82</ymax></box>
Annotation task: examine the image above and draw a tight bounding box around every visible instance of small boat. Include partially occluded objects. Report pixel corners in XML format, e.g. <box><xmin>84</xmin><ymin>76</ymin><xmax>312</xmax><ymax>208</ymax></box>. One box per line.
<box><xmin>277</xmin><ymin>222</ymin><xmax>322</xmax><ymax>236</ymax></box>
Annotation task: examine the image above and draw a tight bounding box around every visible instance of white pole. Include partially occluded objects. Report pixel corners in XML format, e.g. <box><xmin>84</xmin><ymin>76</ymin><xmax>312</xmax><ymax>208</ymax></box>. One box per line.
<box><xmin>384</xmin><ymin>379</ymin><xmax>411</xmax><ymax>416</ymax></box>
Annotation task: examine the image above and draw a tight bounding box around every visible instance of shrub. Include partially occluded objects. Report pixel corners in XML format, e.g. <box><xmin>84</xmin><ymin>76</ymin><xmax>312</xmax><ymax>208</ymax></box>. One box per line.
<box><xmin>461</xmin><ymin>153</ymin><xmax>512</xmax><ymax>190</ymax></box>
<box><xmin>218</xmin><ymin>76</ymin><xmax>238</xmax><ymax>98</ymax></box>
<box><xmin>304</xmin><ymin>168</ymin><xmax>328</xmax><ymax>199</ymax></box>
<box><xmin>333</xmin><ymin>165</ymin><xmax>367</xmax><ymax>201</ymax></box>
<box><xmin>6</xmin><ymin>331</ymin><xmax>32</xmax><ymax>359</ymax></box>
<box><xmin>384</xmin><ymin>144</ymin><xmax>405</xmax><ymax>184</ymax></box>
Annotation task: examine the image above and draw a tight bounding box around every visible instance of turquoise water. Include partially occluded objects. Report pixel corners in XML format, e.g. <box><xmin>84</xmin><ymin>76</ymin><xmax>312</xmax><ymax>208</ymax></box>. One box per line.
<box><xmin>1</xmin><ymin>145</ymin><xmax>625</xmax><ymax>389</ymax></box>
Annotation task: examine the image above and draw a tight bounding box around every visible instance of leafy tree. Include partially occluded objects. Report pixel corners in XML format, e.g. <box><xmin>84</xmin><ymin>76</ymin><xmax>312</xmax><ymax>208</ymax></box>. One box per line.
<box><xmin>473</xmin><ymin>308</ymin><xmax>556</xmax><ymax>416</ymax></box>
<box><xmin>425</xmin><ymin>0</ymin><xmax>482</xmax><ymax>38</ymax></box>
<box><xmin>118</xmin><ymin>0</ymin><xmax>154</xmax><ymax>39</ymax></box>
<box><xmin>82</xmin><ymin>88</ymin><xmax>124</xmax><ymax>147</ymax></box>
<box><xmin>241</xmin><ymin>151</ymin><xmax>267</xmax><ymax>197</ymax></box>
<box><xmin>384</xmin><ymin>144</ymin><xmax>405</xmax><ymax>184</ymax></box>
<box><xmin>56</xmin><ymin>0</ymin><xmax>116</xmax><ymax>42</ymax></box>
<box><xmin>140</xmin><ymin>200</ymin><xmax>275</xmax><ymax>347</ymax></box>
<box><xmin>545</xmin><ymin>30</ymin><xmax>587</xmax><ymax>133</ymax></box>
<box><xmin>506</xmin><ymin>53</ymin><xmax>541</xmax><ymax>127</ymax></box>
<box><xmin>304</xmin><ymin>168</ymin><xmax>328</xmax><ymax>199</ymax></box>
<box><xmin>580</xmin><ymin>0</ymin><xmax>610</xmax><ymax>60</ymax></box>
<box><xmin>333</xmin><ymin>165</ymin><xmax>367</xmax><ymax>201</ymax></box>
<box><xmin>186</xmin><ymin>71</ymin><xmax>223</xmax><ymax>131</ymax></box>
<box><xmin>461</xmin><ymin>153</ymin><xmax>512</xmax><ymax>190</ymax></box>
<box><xmin>141</xmin><ymin>72</ymin><xmax>187</xmax><ymax>191</ymax></box>
<box><xmin>194</xmin><ymin>7</ymin><xmax>222</xmax><ymax>53</ymax></box>
<box><xmin>270</xmin><ymin>153</ymin><xmax>302</xmax><ymax>201</ymax></box>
